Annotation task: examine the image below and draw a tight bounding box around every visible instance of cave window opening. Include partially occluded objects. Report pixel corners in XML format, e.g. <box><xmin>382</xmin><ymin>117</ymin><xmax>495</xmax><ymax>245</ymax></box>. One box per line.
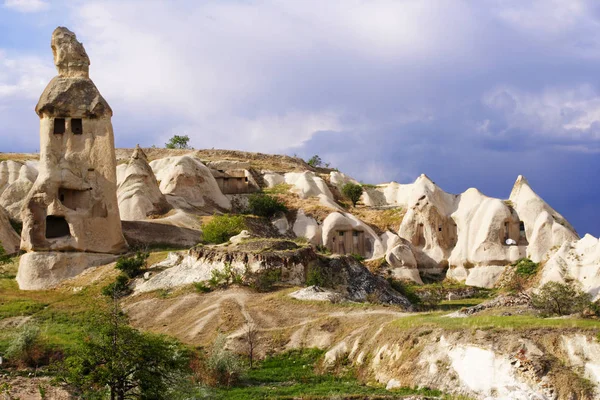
<box><xmin>46</xmin><ymin>216</ymin><xmax>70</xmax><ymax>239</ymax></box>
<box><xmin>504</xmin><ymin>221</ymin><xmax>510</xmax><ymax>243</ymax></box>
<box><xmin>58</xmin><ymin>188</ymin><xmax>90</xmax><ymax>211</ymax></box>
<box><xmin>53</xmin><ymin>118</ymin><xmax>65</xmax><ymax>134</ymax></box>
<box><xmin>519</xmin><ymin>221</ymin><xmax>526</xmax><ymax>240</ymax></box>
<box><xmin>71</xmin><ymin>118</ymin><xmax>83</xmax><ymax>135</ymax></box>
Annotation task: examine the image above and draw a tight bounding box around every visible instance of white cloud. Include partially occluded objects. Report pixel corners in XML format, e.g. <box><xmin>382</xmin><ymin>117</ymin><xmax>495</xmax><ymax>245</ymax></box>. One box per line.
<box><xmin>483</xmin><ymin>85</ymin><xmax>600</xmax><ymax>140</ymax></box>
<box><xmin>0</xmin><ymin>50</ymin><xmax>54</xmax><ymax>100</ymax></box>
<box><xmin>3</xmin><ymin>0</ymin><xmax>49</xmax><ymax>13</ymax></box>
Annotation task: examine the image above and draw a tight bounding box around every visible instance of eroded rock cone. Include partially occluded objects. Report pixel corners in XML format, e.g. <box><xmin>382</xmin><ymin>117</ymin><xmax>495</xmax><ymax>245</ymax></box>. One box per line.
<box><xmin>117</xmin><ymin>145</ymin><xmax>172</xmax><ymax>220</ymax></box>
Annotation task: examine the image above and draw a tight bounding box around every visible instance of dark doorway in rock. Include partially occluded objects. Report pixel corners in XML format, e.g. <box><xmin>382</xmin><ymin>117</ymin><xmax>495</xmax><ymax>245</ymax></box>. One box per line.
<box><xmin>71</xmin><ymin>118</ymin><xmax>83</xmax><ymax>135</ymax></box>
<box><xmin>46</xmin><ymin>216</ymin><xmax>70</xmax><ymax>239</ymax></box>
<box><xmin>53</xmin><ymin>118</ymin><xmax>65</xmax><ymax>134</ymax></box>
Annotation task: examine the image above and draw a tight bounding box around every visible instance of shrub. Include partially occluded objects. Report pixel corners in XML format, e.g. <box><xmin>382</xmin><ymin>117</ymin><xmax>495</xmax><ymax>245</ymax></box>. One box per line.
<box><xmin>202</xmin><ymin>214</ymin><xmax>247</xmax><ymax>244</ymax></box>
<box><xmin>247</xmin><ymin>194</ymin><xmax>287</xmax><ymax>218</ymax></box>
<box><xmin>116</xmin><ymin>251</ymin><xmax>149</xmax><ymax>278</ymax></box>
<box><xmin>531</xmin><ymin>281</ymin><xmax>591</xmax><ymax>316</ymax></box>
<box><xmin>306</xmin><ymin>264</ymin><xmax>328</xmax><ymax>287</ymax></box>
<box><xmin>0</xmin><ymin>244</ymin><xmax>9</xmax><ymax>265</ymax></box>
<box><xmin>248</xmin><ymin>268</ymin><xmax>281</xmax><ymax>292</ymax></box>
<box><xmin>101</xmin><ymin>274</ymin><xmax>132</xmax><ymax>298</ymax></box>
<box><xmin>513</xmin><ymin>258</ymin><xmax>539</xmax><ymax>276</ymax></box>
<box><xmin>341</xmin><ymin>183</ymin><xmax>364</xmax><ymax>207</ymax></box>
<box><xmin>5</xmin><ymin>324</ymin><xmax>53</xmax><ymax>368</ymax></box>
<box><xmin>194</xmin><ymin>282</ymin><xmax>212</xmax><ymax>293</ymax></box>
<box><xmin>306</xmin><ymin>155</ymin><xmax>323</xmax><ymax>168</ymax></box>
<box><xmin>388</xmin><ymin>279</ymin><xmax>422</xmax><ymax>307</ymax></box>
<box><xmin>165</xmin><ymin>134</ymin><xmax>191</xmax><ymax>149</ymax></box>
<box><xmin>206</xmin><ymin>335</ymin><xmax>245</xmax><ymax>387</ymax></box>
<box><xmin>208</xmin><ymin>263</ymin><xmax>242</xmax><ymax>289</ymax></box>
<box><xmin>350</xmin><ymin>253</ymin><xmax>365</xmax><ymax>262</ymax></box>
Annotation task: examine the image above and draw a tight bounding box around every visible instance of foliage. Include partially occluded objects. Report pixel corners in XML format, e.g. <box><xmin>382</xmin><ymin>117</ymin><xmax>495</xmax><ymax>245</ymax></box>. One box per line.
<box><xmin>247</xmin><ymin>193</ymin><xmax>287</xmax><ymax>218</ymax></box>
<box><xmin>208</xmin><ymin>263</ymin><xmax>243</xmax><ymax>289</ymax></box>
<box><xmin>4</xmin><ymin>324</ymin><xmax>55</xmax><ymax>368</ymax></box>
<box><xmin>388</xmin><ymin>279</ymin><xmax>423</xmax><ymax>306</ymax></box>
<box><xmin>202</xmin><ymin>214</ymin><xmax>247</xmax><ymax>244</ymax></box>
<box><xmin>0</xmin><ymin>244</ymin><xmax>9</xmax><ymax>265</ymax></box>
<box><xmin>262</xmin><ymin>183</ymin><xmax>292</xmax><ymax>194</ymax></box>
<box><xmin>513</xmin><ymin>258</ymin><xmax>539</xmax><ymax>276</ymax></box>
<box><xmin>193</xmin><ymin>281</ymin><xmax>212</xmax><ymax>293</ymax></box>
<box><xmin>57</xmin><ymin>304</ymin><xmax>190</xmax><ymax>400</ymax></box>
<box><xmin>350</xmin><ymin>253</ymin><xmax>365</xmax><ymax>262</ymax></box>
<box><xmin>101</xmin><ymin>274</ymin><xmax>132</xmax><ymax>298</ymax></box>
<box><xmin>306</xmin><ymin>264</ymin><xmax>326</xmax><ymax>287</ymax></box>
<box><xmin>208</xmin><ymin>348</ymin><xmax>445</xmax><ymax>399</ymax></box>
<box><xmin>205</xmin><ymin>334</ymin><xmax>245</xmax><ymax>387</ymax></box>
<box><xmin>115</xmin><ymin>251</ymin><xmax>149</xmax><ymax>278</ymax></box>
<box><xmin>306</xmin><ymin>154</ymin><xmax>323</xmax><ymax>168</ymax></box>
<box><xmin>247</xmin><ymin>268</ymin><xmax>281</xmax><ymax>292</ymax></box>
<box><xmin>315</xmin><ymin>244</ymin><xmax>331</xmax><ymax>255</ymax></box>
<box><xmin>165</xmin><ymin>134</ymin><xmax>191</xmax><ymax>149</ymax></box>
<box><xmin>341</xmin><ymin>183</ymin><xmax>364</xmax><ymax>207</ymax></box>
<box><xmin>531</xmin><ymin>281</ymin><xmax>591</xmax><ymax>316</ymax></box>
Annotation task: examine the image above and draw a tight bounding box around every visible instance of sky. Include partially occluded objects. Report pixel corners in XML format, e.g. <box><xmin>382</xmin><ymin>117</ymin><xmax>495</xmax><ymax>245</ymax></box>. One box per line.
<box><xmin>1</xmin><ymin>0</ymin><xmax>599</xmax><ymax>237</ymax></box>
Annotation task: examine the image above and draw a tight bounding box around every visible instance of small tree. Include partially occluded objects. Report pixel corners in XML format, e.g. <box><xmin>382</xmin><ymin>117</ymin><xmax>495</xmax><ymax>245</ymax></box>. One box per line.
<box><xmin>165</xmin><ymin>134</ymin><xmax>191</xmax><ymax>149</ymax></box>
<box><xmin>341</xmin><ymin>183</ymin><xmax>364</xmax><ymax>207</ymax></box>
<box><xmin>202</xmin><ymin>214</ymin><xmax>247</xmax><ymax>244</ymax></box>
<box><xmin>58</xmin><ymin>301</ymin><xmax>189</xmax><ymax>399</ymax></box>
<box><xmin>244</xmin><ymin>322</ymin><xmax>259</xmax><ymax>369</ymax></box>
<box><xmin>247</xmin><ymin>194</ymin><xmax>287</xmax><ymax>218</ymax></box>
<box><xmin>306</xmin><ymin>155</ymin><xmax>322</xmax><ymax>168</ymax></box>
<box><xmin>206</xmin><ymin>334</ymin><xmax>244</xmax><ymax>387</ymax></box>
<box><xmin>116</xmin><ymin>251</ymin><xmax>149</xmax><ymax>278</ymax></box>
<box><xmin>531</xmin><ymin>281</ymin><xmax>591</xmax><ymax>316</ymax></box>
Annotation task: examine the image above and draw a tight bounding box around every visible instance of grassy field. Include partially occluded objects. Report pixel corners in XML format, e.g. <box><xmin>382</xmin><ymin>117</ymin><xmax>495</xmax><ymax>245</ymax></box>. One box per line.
<box><xmin>209</xmin><ymin>348</ymin><xmax>455</xmax><ymax>399</ymax></box>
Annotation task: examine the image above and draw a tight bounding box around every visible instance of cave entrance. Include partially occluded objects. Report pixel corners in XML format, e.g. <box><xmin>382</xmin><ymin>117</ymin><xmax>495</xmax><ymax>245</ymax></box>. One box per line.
<box><xmin>46</xmin><ymin>216</ymin><xmax>70</xmax><ymax>239</ymax></box>
<box><xmin>58</xmin><ymin>188</ymin><xmax>90</xmax><ymax>211</ymax></box>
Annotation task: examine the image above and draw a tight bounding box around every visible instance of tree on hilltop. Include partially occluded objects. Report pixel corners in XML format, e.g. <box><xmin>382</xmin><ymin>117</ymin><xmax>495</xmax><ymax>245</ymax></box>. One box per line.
<box><xmin>165</xmin><ymin>134</ymin><xmax>191</xmax><ymax>149</ymax></box>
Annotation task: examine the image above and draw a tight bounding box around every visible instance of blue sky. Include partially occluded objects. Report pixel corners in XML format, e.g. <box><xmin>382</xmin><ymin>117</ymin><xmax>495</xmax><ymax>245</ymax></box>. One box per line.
<box><xmin>1</xmin><ymin>0</ymin><xmax>599</xmax><ymax>237</ymax></box>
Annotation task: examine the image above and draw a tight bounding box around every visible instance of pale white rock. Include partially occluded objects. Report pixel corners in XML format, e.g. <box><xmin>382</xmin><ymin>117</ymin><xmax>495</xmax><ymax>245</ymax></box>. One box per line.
<box><xmin>562</xmin><ymin>335</ymin><xmax>600</xmax><ymax>388</ymax></box>
<box><xmin>292</xmin><ymin>210</ymin><xmax>322</xmax><ymax>245</ymax></box>
<box><xmin>540</xmin><ymin>234</ymin><xmax>600</xmax><ymax>301</ymax></box>
<box><xmin>380</xmin><ymin>231</ymin><xmax>402</xmax><ymax>253</ymax></box>
<box><xmin>284</xmin><ymin>171</ymin><xmax>334</xmax><ymax>200</ymax></box>
<box><xmin>0</xmin><ymin>206</ymin><xmax>20</xmax><ymax>254</ymax></box>
<box><xmin>272</xmin><ymin>215</ymin><xmax>289</xmax><ymax>235</ymax></box>
<box><xmin>229</xmin><ymin>230</ymin><xmax>252</xmax><ymax>245</ymax></box>
<box><xmin>262</xmin><ymin>171</ymin><xmax>285</xmax><ymax>188</ymax></box>
<box><xmin>329</xmin><ymin>171</ymin><xmax>359</xmax><ymax>190</ymax></box>
<box><xmin>150</xmin><ymin>155</ymin><xmax>231</xmax><ymax>211</ymax></box>
<box><xmin>17</xmin><ymin>252</ymin><xmax>118</xmax><ymax>290</ymax></box>
<box><xmin>117</xmin><ymin>146</ymin><xmax>171</xmax><ymax>220</ymax></box>
<box><xmin>0</xmin><ymin>161</ymin><xmax>37</xmax><ymax>196</ymax></box>
<box><xmin>464</xmin><ymin>265</ymin><xmax>506</xmax><ymax>288</ymax></box>
<box><xmin>0</xmin><ymin>166</ymin><xmax>35</xmax><ymax>221</ymax></box>
<box><xmin>289</xmin><ymin>286</ymin><xmax>339</xmax><ymax>302</ymax></box>
<box><xmin>385</xmin><ymin>242</ymin><xmax>422</xmax><ymax>284</ymax></box>
<box><xmin>509</xmin><ymin>175</ymin><xmax>578</xmax><ymax>262</ymax></box>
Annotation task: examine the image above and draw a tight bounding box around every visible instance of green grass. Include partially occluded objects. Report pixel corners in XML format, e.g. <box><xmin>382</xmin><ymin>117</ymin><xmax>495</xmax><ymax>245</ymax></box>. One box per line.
<box><xmin>263</xmin><ymin>184</ymin><xmax>292</xmax><ymax>194</ymax></box>
<box><xmin>437</xmin><ymin>298</ymin><xmax>488</xmax><ymax>311</ymax></box>
<box><xmin>209</xmin><ymin>349</ymin><xmax>447</xmax><ymax>399</ymax></box>
<box><xmin>392</xmin><ymin>312</ymin><xmax>600</xmax><ymax>331</ymax></box>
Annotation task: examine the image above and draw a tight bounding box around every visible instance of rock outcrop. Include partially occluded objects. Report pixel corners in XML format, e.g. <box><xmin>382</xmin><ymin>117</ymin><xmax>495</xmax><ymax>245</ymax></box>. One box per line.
<box><xmin>0</xmin><ymin>163</ymin><xmax>37</xmax><ymax>221</ymax></box>
<box><xmin>321</xmin><ymin>212</ymin><xmax>385</xmax><ymax>259</ymax></box>
<box><xmin>0</xmin><ymin>206</ymin><xmax>20</xmax><ymax>254</ymax></box>
<box><xmin>17</xmin><ymin>27</ymin><xmax>127</xmax><ymax>290</ymax></box>
<box><xmin>117</xmin><ymin>145</ymin><xmax>171</xmax><ymax>220</ymax></box>
<box><xmin>540</xmin><ymin>234</ymin><xmax>600</xmax><ymax>301</ymax></box>
<box><xmin>284</xmin><ymin>171</ymin><xmax>334</xmax><ymax>200</ymax></box>
<box><xmin>150</xmin><ymin>155</ymin><xmax>231</xmax><ymax>212</ymax></box>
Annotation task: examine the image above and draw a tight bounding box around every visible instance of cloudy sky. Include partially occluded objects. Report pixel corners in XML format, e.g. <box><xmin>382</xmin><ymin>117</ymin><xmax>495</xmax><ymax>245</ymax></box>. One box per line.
<box><xmin>1</xmin><ymin>0</ymin><xmax>599</xmax><ymax>236</ymax></box>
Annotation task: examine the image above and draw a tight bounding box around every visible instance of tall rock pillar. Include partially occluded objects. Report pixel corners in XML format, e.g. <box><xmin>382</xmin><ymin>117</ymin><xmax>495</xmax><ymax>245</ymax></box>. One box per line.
<box><xmin>17</xmin><ymin>27</ymin><xmax>128</xmax><ymax>290</ymax></box>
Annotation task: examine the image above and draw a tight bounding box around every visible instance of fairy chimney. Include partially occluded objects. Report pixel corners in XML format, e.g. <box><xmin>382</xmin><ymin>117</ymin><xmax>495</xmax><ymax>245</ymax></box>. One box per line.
<box><xmin>17</xmin><ymin>27</ymin><xmax>127</xmax><ymax>289</ymax></box>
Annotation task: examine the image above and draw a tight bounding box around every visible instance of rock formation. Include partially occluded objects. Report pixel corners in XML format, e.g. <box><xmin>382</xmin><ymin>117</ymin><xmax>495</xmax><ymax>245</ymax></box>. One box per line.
<box><xmin>17</xmin><ymin>27</ymin><xmax>127</xmax><ymax>290</ymax></box>
<box><xmin>0</xmin><ymin>162</ymin><xmax>38</xmax><ymax>221</ymax></box>
<box><xmin>117</xmin><ymin>145</ymin><xmax>171</xmax><ymax>220</ymax></box>
<box><xmin>0</xmin><ymin>206</ymin><xmax>20</xmax><ymax>254</ymax></box>
<box><xmin>149</xmin><ymin>155</ymin><xmax>231</xmax><ymax>212</ymax></box>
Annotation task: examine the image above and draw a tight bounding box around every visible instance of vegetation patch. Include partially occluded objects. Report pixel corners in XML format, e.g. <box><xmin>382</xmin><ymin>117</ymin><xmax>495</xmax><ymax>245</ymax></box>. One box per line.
<box><xmin>202</xmin><ymin>214</ymin><xmax>247</xmax><ymax>244</ymax></box>
<box><xmin>247</xmin><ymin>193</ymin><xmax>287</xmax><ymax>218</ymax></box>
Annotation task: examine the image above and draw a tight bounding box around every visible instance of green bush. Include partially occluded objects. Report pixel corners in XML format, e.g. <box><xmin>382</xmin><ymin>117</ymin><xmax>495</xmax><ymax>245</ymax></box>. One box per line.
<box><xmin>116</xmin><ymin>251</ymin><xmax>149</xmax><ymax>278</ymax></box>
<box><xmin>531</xmin><ymin>281</ymin><xmax>591</xmax><ymax>316</ymax></box>
<box><xmin>513</xmin><ymin>258</ymin><xmax>539</xmax><ymax>276</ymax></box>
<box><xmin>341</xmin><ymin>183</ymin><xmax>364</xmax><ymax>207</ymax></box>
<box><xmin>202</xmin><ymin>214</ymin><xmax>247</xmax><ymax>244</ymax></box>
<box><xmin>194</xmin><ymin>281</ymin><xmax>212</xmax><ymax>293</ymax></box>
<box><xmin>248</xmin><ymin>268</ymin><xmax>281</xmax><ymax>292</ymax></box>
<box><xmin>0</xmin><ymin>244</ymin><xmax>9</xmax><ymax>265</ymax></box>
<box><xmin>206</xmin><ymin>335</ymin><xmax>245</xmax><ymax>387</ymax></box>
<box><xmin>306</xmin><ymin>155</ymin><xmax>323</xmax><ymax>168</ymax></box>
<box><xmin>208</xmin><ymin>263</ymin><xmax>242</xmax><ymax>289</ymax></box>
<box><xmin>5</xmin><ymin>324</ymin><xmax>53</xmax><ymax>368</ymax></box>
<box><xmin>306</xmin><ymin>265</ymin><xmax>326</xmax><ymax>287</ymax></box>
<box><xmin>350</xmin><ymin>253</ymin><xmax>365</xmax><ymax>262</ymax></box>
<box><xmin>101</xmin><ymin>274</ymin><xmax>132</xmax><ymax>298</ymax></box>
<box><xmin>247</xmin><ymin>194</ymin><xmax>287</xmax><ymax>218</ymax></box>
<box><xmin>165</xmin><ymin>134</ymin><xmax>191</xmax><ymax>149</ymax></box>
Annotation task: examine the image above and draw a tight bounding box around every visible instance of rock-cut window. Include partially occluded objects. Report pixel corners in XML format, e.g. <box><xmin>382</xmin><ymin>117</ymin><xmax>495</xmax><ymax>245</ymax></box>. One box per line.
<box><xmin>71</xmin><ymin>118</ymin><xmax>83</xmax><ymax>135</ymax></box>
<box><xmin>53</xmin><ymin>118</ymin><xmax>65</xmax><ymax>134</ymax></box>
